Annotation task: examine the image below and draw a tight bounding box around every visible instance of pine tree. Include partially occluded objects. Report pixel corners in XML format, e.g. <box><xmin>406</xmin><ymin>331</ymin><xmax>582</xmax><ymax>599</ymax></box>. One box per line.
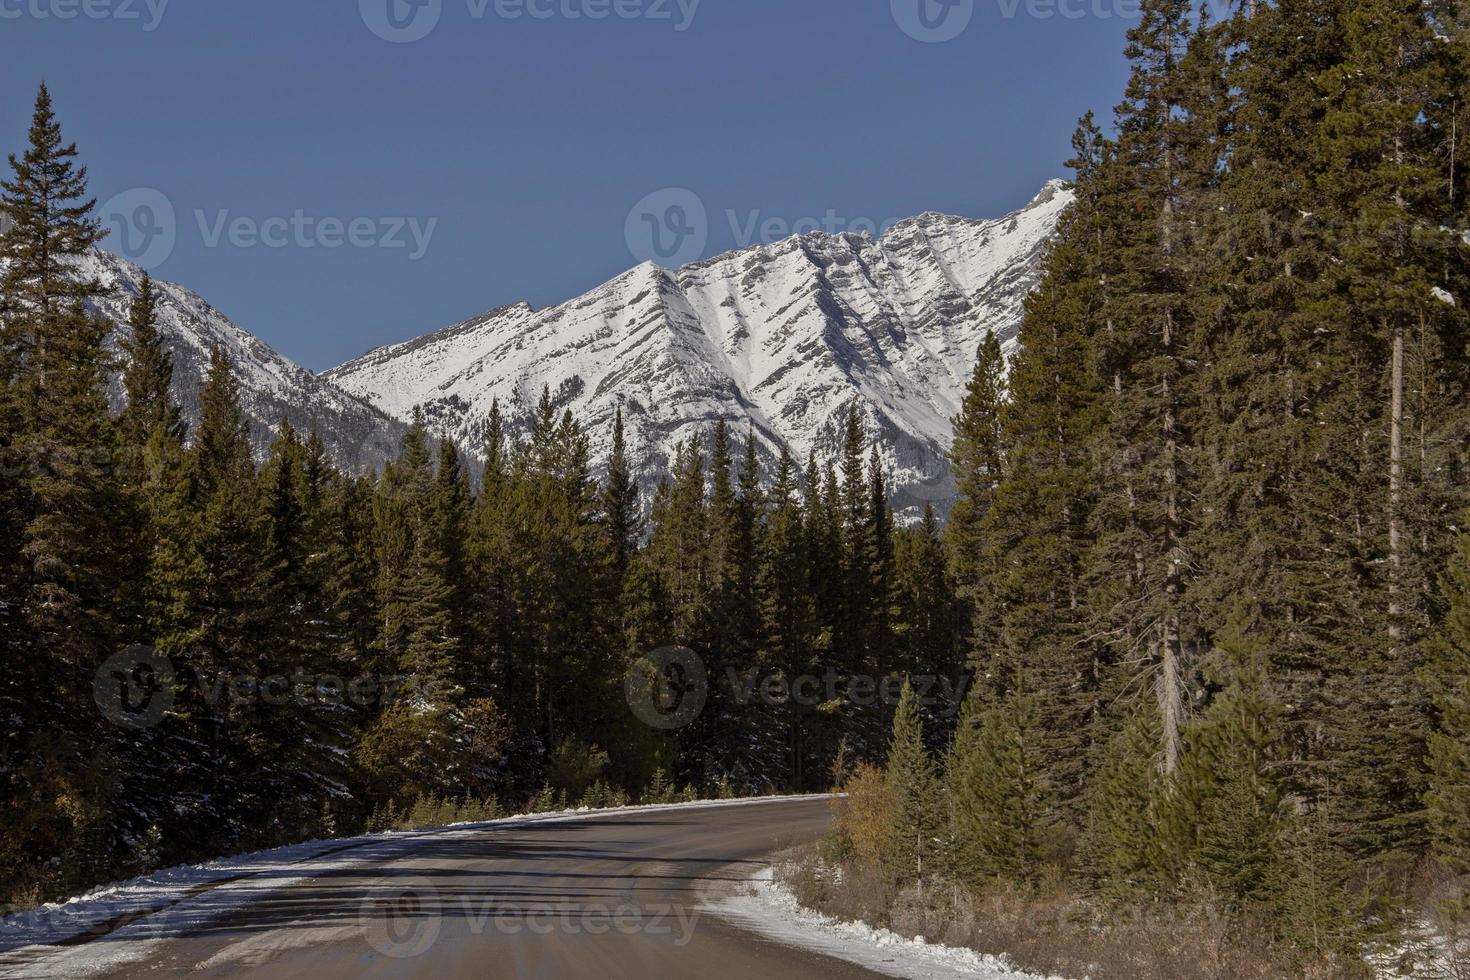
<box><xmin>1163</xmin><ymin>633</ymin><xmax>1285</xmax><ymax>907</ymax></box>
<box><xmin>837</xmin><ymin>409</ymin><xmax>871</xmax><ymax>686</ymax></box>
<box><xmin>1095</xmin><ymin>0</ymin><xmax>1199</xmax><ymax>779</ymax></box>
<box><xmin>601</xmin><ymin>405</ymin><xmax>639</xmax><ymax>579</ymax></box>
<box><xmin>894</xmin><ymin>504</ymin><xmax>959</xmax><ymax>736</ymax></box>
<box><xmin>978</xmin><ymin>119</ymin><xmax>1107</xmax><ymax>823</ymax></box>
<box><xmin>945</xmin><ymin>680</ymin><xmax>1044</xmax><ymax>885</ymax></box>
<box><xmin>865</xmin><ymin>446</ymin><xmax>896</xmax><ymax>689</ymax></box>
<box><xmin>946</xmin><ymin>331</ymin><xmax>1006</xmax><ymax>651</ymax></box>
<box><xmin>1084</xmin><ymin>701</ymin><xmax>1166</xmax><ymax>900</ymax></box>
<box><xmin>375</xmin><ymin>410</ymin><xmax>432</xmax><ymax>674</ymax></box>
<box><xmin>2</xmin><ymin>81</ymin><xmax>120</xmax><ymax>687</ymax></box>
<box><xmin>885</xmin><ymin>679</ymin><xmax>941</xmax><ymax>882</ymax></box>
<box><xmin>117</xmin><ymin>273</ymin><xmax>184</xmax><ymax>449</ymax></box>
<box><xmin>1307</xmin><ymin>0</ymin><xmax>1459</xmax><ymax>861</ymax></box>
<box><xmin>1425</xmin><ymin>523</ymin><xmax>1470</xmax><ymax>880</ymax></box>
<box><xmin>0</xmin><ymin>82</ymin><xmax>119</xmax><ymax>901</ymax></box>
<box><xmin>0</xmin><ymin>83</ymin><xmax>107</xmax><ymax>334</ymax></box>
<box><xmin>758</xmin><ymin>444</ymin><xmax>816</xmax><ymax>788</ymax></box>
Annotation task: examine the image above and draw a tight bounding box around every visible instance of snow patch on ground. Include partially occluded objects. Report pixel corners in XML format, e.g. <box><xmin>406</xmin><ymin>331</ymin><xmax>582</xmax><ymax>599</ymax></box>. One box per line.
<box><xmin>705</xmin><ymin>866</ymin><xmax>1067</xmax><ymax>980</ymax></box>
<box><xmin>0</xmin><ymin>795</ymin><xmax>822</xmax><ymax>979</ymax></box>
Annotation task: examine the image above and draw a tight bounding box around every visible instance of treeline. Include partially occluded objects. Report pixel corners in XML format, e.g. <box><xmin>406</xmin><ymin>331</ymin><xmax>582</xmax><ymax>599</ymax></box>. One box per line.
<box><xmin>842</xmin><ymin>0</ymin><xmax>1470</xmax><ymax>969</ymax></box>
<box><xmin>0</xmin><ymin>84</ymin><xmax>966</xmax><ymax>908</ymax></box>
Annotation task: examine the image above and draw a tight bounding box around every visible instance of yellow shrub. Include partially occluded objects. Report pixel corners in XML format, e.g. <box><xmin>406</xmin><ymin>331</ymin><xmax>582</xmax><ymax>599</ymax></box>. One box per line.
<box><xmin>833</xmin><ymin>763</ymin><xmax>897</xmax><ymax>871</ymax></box>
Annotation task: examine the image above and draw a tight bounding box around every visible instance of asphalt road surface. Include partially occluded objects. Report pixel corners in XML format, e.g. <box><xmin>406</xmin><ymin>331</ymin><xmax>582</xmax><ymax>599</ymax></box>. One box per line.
<box><xmin>80</xmin><ymin>797</ymin><xmax>889</xmax><ymax>979</ymax></box>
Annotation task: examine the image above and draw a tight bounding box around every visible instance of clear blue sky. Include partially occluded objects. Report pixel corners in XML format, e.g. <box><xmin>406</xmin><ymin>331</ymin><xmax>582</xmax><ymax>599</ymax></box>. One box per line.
<box><xmin>1</xmin><ymin>0</ymin><xmax>1132</xmax><ymax>371</ymax></box>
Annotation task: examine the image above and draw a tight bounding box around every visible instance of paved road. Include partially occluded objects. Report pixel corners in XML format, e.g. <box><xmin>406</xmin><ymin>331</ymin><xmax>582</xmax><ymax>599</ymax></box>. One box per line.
<box><xmin>85</xmin><ymin>797</ymin><xmax>884</xmax><ymax>979</ymax></box>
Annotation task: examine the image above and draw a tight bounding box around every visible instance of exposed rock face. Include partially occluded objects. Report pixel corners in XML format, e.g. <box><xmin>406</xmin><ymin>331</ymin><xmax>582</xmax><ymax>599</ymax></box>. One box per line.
<box><xmin>79</xmin><ymin>250</ymin><xmax>405</xmax><ymax>470</ymax></box>
<box><xmin>327</xmin><ymin>181</ymin><xmax>1071</xmax><ymax>516</ymax></box>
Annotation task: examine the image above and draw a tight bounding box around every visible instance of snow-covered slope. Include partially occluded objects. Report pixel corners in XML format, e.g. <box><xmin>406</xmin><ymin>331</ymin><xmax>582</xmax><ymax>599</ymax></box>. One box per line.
<box><xmin>327</xmin><ymin>181</ymin><xmax>1072</xmax><ymax>516</ymax></box>
<box><xmin>79</xmin><ymin>251</ymin><xmax>405</xmax><ymax>470</ymax></box>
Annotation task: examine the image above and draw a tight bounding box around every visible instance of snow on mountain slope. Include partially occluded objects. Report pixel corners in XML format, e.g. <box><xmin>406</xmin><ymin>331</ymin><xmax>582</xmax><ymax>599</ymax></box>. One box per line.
<box><xmin>78</xmin><ymin>250</ymin><xmax>405</xmax><ymax>470</ymax></box>
<box><xmin>327</xmin><ymin>181</ymin><xmax>1072</xmax><ymax>516</ymax></box>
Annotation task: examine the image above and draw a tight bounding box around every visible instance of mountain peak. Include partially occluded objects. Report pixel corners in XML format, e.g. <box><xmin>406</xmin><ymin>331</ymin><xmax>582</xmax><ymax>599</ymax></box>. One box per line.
<box><xmin>329</xmin><ymin>182</ymin><xmax>1072</xmax><ymax>517</ymax></box>
<box><xmin>1028</xmin><ymin>178</ymin><xmax>1070</xmax><ymax>208</ymax></box>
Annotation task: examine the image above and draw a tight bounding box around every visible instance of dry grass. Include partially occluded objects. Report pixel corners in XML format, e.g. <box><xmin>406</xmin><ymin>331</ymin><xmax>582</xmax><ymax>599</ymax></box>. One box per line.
<box><xmin>776</xmin><ymin>844</ymin><xmax>1366</xmax><ymax>980</ymax></box>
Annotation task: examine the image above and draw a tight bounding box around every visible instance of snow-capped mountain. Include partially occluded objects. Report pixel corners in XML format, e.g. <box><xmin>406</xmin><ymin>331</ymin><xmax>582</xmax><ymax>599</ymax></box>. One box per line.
<box><xmin>327</xmin><ymin>181</ymin><xmax>1072</xmax><ymax>516</ymax></box>
<box><xmin>80</xmin><ymin>250</ymin><xmax>405</xmax><ymax>470</ymax></box>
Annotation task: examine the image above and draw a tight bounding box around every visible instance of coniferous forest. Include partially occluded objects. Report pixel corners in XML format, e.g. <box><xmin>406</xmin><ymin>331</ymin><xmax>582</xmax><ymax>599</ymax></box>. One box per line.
<box><xmin>3</xmin><ymin>0</ymin><xmax>1470</xmax><ymax>972</ymax></box>
<box><xmin>0</xmin><ymin>85</ymin><xmax>968</xmax><ymax>907</ymax></box>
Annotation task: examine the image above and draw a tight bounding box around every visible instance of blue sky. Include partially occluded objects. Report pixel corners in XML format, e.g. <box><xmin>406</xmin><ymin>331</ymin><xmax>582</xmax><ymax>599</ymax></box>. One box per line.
<box><xmin>1</xmin><ymin>0</ymin><xmax>1133</xmax><ymax>370</ymax></box>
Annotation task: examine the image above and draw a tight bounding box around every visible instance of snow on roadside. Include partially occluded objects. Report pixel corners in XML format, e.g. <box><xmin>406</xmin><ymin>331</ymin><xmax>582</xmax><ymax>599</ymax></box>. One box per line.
<box><xmin>704</xmin><ymin>866</ymin><xmax>1070</xmax><ymax>980</ymax></box>
<box><xmin>0</xmin><ymin>794</ymin><xmax>823</xmax><ymax>978</ymax></box>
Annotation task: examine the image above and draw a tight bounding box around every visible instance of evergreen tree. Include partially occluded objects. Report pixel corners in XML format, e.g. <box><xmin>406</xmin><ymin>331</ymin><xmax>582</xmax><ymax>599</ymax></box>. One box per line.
<box><xmin>1084</xmin><ymin>701</ymin><xmax>1166</xmax><ymax>899</ymax></box>
<box><xmin>946</xmin><ymin>331</ymin><xmax>1006</xmax><ymax>651</ymax></box>
<box><xmin>601</xmin><ymin>404</ymin><xmax>639</xmax><ymax>579</ymax></box>
<box><xmin>1425</xmin><ymin>523</ymin><xmax>1470</xmax><ymax>881</ymax></box>
<box><xmin>945</xmin><ymin>681</ymin><xmax>1044</xmax><ymax>885</ymax></box>
<box><xmin>894</xmin><ymin>504</ymin><xmax>959</xmax><ymax>734</ymax></box>
<box><xmin>759</xmin><ymin>444</ymin><xmax>816</xmax><ymax>787</ymax></box>
<box><xmin>0</xmin><ymin>82</ymin><xmax>119</xmax><ymax>900</ymax></box>
<box><xmin>117</xmin><ymin>273</ymin><xmax>184</xmax><ymax>449</ymax></box>
<box><xmin>1163</xmin><ymin>634</ymin><xmax>1285</xmax><ymax>907</ymax></box>
<box><xmin>885</xmin><ymin>679</ymin><xmax>941</xmax><ymax>882</ymax></box>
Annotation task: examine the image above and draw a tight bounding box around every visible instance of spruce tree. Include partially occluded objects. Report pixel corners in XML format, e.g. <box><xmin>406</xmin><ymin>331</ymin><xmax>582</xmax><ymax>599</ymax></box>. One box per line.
<box><xmin>758</xmin><ymin>444</ymin><xmax>816</xmax><ymax>788</ymax></box>
<box><xmin>894</xmin><ymin>504</ymin><xmax>959</xmax><ymax>734</ymax></box>
<box><xmin>1425</xmin><ymin>523</ymin><xmax>1470</xmax><ymax>881</ymax></box>
<box><xmin>1163</xmin><ymin>633</ymin><xmax>1286</xmax><ymax>908</ymax></box>
<box><xmin>945</xmin><ymin>680</ymin><xmax>1044</xmax><ymax>885</ymax></box>
<box><xmin>117</xmin><ymin>273</ymin><xmax>184</xmax><ymax>449</ymax></box>
<box><xmin>946</xmin><ymin>331</ymin><xmax>1005</xmax><ymax>649</ymax></box>
<box><xmin>601</xmin><ymin>405</ymin><xmax>639</xmax><ymax>579</ymax></box>
<box><xmin>1083</xmin><ymin>701</ymin><xmax>1166</xmax><ymax>900</ymax></box>
<box><xmin>885</xmin><ymin>679</ymin><xmax>941</xmax><ymax>882</ymax></box>
<box><xmin>0</xmin><ymin>82</ymin><xmax>119</xmax><ymax>901</ymax></box>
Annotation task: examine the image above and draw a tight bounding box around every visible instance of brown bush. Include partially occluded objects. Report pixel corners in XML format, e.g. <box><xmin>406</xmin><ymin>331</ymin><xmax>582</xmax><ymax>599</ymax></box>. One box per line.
<box><xmin>830</xmin><ymin>763</ymin><xmax>896</xmax><ymax>872</ymax></box>
<box><xmin>776</xmin><ymin>844</ymin><xmax>1365</xmax><ymax>979</ymax></box>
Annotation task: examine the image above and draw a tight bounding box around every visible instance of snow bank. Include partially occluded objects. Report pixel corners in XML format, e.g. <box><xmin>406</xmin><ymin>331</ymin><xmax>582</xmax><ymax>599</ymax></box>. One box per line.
<box><xmin>704</xmin><ymin>866</ymin><xmax>1069</xmax><ymax>980</ymax></box>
